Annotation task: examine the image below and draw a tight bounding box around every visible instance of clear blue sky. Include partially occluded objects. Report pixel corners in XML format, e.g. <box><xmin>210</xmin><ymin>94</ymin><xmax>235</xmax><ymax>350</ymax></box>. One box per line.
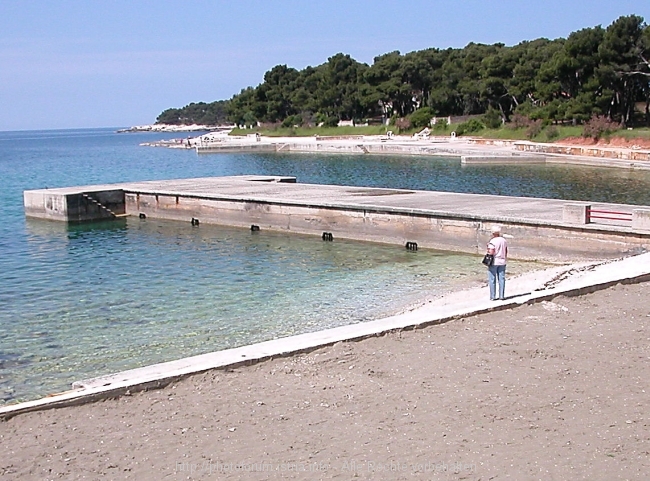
<box><xmin>1</xmin><ymin>0</ymin><xmax>648</xmax><ymax>131</ymax></box>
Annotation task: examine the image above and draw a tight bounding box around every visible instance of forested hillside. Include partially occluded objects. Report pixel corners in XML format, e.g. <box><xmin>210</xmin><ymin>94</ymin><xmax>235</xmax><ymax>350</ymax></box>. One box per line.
<box><xmin>156</xmin><ymin>15</ymin><xmax>650</xmax><ymax>129</ymax></box>
<box><xmin>156</xmin><ymin>100</ymin><xmax>229</xmax><ymax>126</ymax></box>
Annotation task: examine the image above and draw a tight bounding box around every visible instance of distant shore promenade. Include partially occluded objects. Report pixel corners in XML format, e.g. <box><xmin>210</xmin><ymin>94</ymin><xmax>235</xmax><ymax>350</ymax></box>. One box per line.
<box><xmin>141</xmin><ymin>130</ymin><xmax>650</xmax><ymax>169</ymax></box>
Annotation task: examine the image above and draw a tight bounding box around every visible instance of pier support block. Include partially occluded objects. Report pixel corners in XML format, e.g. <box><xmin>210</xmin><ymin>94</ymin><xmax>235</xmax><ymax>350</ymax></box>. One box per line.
<box><xmin>563</xmin><ymin>203</ymin><xmax>590</xmax><ymax>224</ymax></box>
<box><xmin>24</xmin><ymin>189</ymin><xmax>125</xmax><ymax>222</ymax></box>
<box><xmin>632</xmin><ymin>209</ymin><xmax>650</xmax><ymax>230</ymax></box>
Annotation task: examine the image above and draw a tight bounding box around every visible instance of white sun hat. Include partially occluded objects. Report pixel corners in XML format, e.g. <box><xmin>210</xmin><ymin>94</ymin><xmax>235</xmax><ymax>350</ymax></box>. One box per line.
<box><xmin>490</xmin><ymin>224</ymin><xmax>502</xmax><ymax>233</ymax></box>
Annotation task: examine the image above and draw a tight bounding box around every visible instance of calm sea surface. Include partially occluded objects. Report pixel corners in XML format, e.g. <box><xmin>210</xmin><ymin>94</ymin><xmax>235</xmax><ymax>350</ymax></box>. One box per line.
<box><xmin>3</xmin><ymin>128</ymin><xmax>650</xmax><ymax>404</ymax></box>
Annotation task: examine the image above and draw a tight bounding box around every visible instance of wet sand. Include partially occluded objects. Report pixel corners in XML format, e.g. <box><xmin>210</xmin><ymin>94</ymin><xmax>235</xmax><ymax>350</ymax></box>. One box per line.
<box><xmin>1</xmin><ymin>281</ymin><xmax>648</xmax><ymax>480</ymax></box>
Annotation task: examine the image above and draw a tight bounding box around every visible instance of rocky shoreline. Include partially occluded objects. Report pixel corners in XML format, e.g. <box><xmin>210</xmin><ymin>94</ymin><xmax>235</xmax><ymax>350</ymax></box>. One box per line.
<box><xmin>117</xmin><ymin>123</ymin><xmax>234</xmax><ymax>133</ymax></box>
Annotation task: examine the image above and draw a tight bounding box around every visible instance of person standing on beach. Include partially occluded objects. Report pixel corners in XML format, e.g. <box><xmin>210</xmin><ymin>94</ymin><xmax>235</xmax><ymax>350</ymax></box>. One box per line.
<box><xmin>487</xmin><ymin>225</ymin><xmax>508</xmax><ymax>300</ymax></box>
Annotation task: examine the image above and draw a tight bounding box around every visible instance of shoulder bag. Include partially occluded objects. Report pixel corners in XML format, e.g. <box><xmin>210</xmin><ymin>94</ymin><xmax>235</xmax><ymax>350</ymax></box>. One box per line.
<box><xmin>482</xmin><ymin>253</ymin><xmax>494</xmax><ymax>266</ymax></box>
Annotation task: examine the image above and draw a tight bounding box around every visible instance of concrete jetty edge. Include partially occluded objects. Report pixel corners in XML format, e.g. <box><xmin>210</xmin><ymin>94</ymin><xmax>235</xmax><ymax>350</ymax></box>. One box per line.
<box><xmin>2</xmin><ymin>252</ymin><xmax>650</xmax><ymax>420</ymax></box>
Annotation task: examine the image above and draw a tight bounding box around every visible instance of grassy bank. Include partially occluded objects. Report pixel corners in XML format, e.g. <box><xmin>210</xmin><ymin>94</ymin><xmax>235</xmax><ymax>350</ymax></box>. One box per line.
<box><xmin>614</xmin><ymin>128</ymin><xmax>650</xmax><ymax>141</ymax></box>
<box><xmin>477</xmin><ymin>125</ymin><xmax>583</xmax><ymax>142</ymax></box>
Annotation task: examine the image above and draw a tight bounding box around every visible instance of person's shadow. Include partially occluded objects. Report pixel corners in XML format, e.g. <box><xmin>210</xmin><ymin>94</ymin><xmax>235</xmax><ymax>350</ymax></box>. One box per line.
<box><xmin>492</xmin><ymin>293</ymin><xmax>531</xmax><ymax>301</ymax></box>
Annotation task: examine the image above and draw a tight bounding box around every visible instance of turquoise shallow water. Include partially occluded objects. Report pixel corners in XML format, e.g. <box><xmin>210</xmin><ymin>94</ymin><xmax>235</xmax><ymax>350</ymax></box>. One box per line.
<box><xmin>3</xmin><ymin>128</ymin><xmax>650</xmax><ymax>404</ymax></box>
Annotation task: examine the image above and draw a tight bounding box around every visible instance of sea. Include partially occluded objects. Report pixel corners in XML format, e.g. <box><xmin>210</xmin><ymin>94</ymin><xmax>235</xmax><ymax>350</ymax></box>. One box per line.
<box><xmin>2</xmin><ymin>128</ymin><xmax>650</xmax><ymax>404</ymax></box>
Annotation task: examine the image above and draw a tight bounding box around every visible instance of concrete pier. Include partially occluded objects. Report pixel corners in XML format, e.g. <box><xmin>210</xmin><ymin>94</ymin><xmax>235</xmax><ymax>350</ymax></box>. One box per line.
<box><xmin>24</xmin><ymin>175</ymin><xmax>650</xmax><ymax>262</ymax></box>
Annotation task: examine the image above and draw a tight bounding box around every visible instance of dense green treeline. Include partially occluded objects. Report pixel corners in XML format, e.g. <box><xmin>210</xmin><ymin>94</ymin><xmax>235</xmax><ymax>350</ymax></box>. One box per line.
<box><xmin>156</xmin><ymin>100</ymin><xmax>229</xmax><ymax>125</ymax></box>
<box><xmin>156</xmin><ymin>15</ymin><xmax>650</xmax><ymax>130</ymax></box>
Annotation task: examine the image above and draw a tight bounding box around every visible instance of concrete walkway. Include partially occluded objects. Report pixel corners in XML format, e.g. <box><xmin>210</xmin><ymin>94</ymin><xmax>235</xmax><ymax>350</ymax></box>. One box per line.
<box><xmin>2</xmin><ymin>251</ymin><xmax>649</xmax><ymax>419</ymax></box>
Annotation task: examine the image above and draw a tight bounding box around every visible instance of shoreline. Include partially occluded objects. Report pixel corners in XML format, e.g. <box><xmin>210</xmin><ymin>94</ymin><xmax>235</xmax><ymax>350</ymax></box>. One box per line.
<box><xmin>1</xmin><ymin>256</ymin><xmax>649</xmax><ymax>479</ymax></box>
<box><xmin>141</xmin><ymin>130</ymin><xmax>650</xmax><ymax>169</ymax></box>
<box><xmin>2</xmin><ymin>252</ymin><xmax>647</xmax><ymax>418</ymax></box>
<box><xmin>0</xmin><ymin>250</ymin><xmax>543</xmax><ymax>407</ymax></box>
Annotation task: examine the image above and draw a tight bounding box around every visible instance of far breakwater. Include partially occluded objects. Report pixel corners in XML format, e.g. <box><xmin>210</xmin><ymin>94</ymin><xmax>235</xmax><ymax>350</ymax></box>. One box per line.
<box><xmin>142</xmin><ymin>132</ymin><xmax>650</xmax><ymax>168</ymax></box>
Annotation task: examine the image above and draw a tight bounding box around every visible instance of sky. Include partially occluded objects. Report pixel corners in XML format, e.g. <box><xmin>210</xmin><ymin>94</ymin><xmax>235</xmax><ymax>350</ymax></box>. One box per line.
<box><xmin>1</xmin><ymin>0</ymin><xmax>649</xmax><ymax>131</ymax></box>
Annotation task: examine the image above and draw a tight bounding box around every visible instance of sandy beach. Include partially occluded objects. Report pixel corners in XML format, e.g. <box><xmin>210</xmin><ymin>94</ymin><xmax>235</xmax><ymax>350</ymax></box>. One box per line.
<box><xmin>1</xmin><ymin>278</ymin><xmax>648</xmax><ymax>480</ymax></box>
